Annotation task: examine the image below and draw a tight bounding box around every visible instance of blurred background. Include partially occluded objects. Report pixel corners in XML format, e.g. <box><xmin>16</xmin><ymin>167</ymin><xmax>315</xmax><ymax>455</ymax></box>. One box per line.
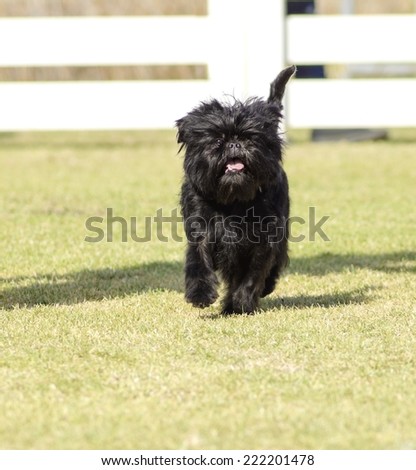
<box><xmin>1</xmin><ymin>0</ymin><xmax>416</xmax><ymax>83</ymax></box>
<box><xmin>0</xmin><ymin>0</ymin><xmax>415</xmax><ymax>133</ymax></box>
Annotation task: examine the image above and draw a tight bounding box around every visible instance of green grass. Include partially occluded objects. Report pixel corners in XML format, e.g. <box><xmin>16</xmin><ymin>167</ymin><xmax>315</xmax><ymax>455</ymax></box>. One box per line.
<box><xmin>0</xmin><ymin>129</ymin><xmax>415</xmax><ymax>449</ymax></box>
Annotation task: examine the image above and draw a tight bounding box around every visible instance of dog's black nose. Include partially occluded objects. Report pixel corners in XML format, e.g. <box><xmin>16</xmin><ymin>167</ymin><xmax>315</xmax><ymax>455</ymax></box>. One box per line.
<box><xmin>227</xmin><ymin>142</ymin><xmax>241</xmax><ymax>149</ymax></box>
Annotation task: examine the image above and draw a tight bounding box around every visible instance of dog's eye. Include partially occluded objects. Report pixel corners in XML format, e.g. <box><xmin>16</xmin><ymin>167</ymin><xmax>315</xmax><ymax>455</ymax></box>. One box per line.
<box><xmin>215</xmin><ymin>139</ymin><xmax>223</xmax><ymax>147</ymax></box>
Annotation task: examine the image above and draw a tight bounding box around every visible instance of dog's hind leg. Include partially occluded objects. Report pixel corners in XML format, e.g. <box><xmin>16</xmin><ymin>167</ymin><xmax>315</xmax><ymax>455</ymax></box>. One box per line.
<box><xmin>261</xmin><ymin>263</ymin><xmax>279</xmax><ymax>298</ymax></box>
<box><xmin>222</xmin><ymin>275</ymin><xmax>266</xmax><ymax>315</ymax></box>
<box><xmin>221</xmin><ymin>250</ymin><xmax>275</xmax><ymax>314</ymax></box>
<box><xmin>261</xmin><ymin>249</ymin><xmax>289</xmax><ymax>298</ymax></box>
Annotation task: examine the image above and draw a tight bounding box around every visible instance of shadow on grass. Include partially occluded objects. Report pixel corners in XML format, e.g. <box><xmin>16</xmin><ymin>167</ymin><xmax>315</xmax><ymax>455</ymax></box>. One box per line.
<box><xmin>1</xmin><ymin>250</ymin><xmax>413</xmax><ymax>311</ymax></box>
<box><xmin>201</xmin><ymin>286</ymin><xmax>375</xmax><ymax>320</ymax></box>
<box><xmin>0</xmin><ymin>261</ymin><xmax>183</xmax><ymax>310</ymax></box>
<box><xmin>262</xmin><ymin>286</ymin><xmax>374</xmax><ymax>311</ymax></box>
<box><xmin>289</xmin><ymin>250</ymin><xmax>415</xmax><ymax>276</ymax></box>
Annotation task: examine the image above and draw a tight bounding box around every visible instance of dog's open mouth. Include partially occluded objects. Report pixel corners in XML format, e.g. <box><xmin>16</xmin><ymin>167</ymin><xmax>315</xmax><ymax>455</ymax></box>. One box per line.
<box><xmin>225</xmin><ymin>158</ymin><xmax>245</xmax><ymax>174</ymax></box>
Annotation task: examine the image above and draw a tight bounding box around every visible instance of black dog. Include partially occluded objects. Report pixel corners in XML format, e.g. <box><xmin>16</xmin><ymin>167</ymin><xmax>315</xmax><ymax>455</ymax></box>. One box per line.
<box><xmin>176</xmin><ymin>65</ymin><xmax>295</xmax><ymax>314</ymax></box>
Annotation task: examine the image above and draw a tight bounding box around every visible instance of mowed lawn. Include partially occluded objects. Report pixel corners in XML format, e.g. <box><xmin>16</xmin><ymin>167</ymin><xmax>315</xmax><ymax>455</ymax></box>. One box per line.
<box><xmin>0</xmin><ymin>130</ymin><xmax>415</xmax><ymax>450</ymax></box>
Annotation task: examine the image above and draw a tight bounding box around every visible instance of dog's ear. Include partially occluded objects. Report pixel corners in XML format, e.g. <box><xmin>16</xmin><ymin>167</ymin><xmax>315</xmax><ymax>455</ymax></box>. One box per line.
<box><xmin>268</xmin><ymin>65</ymin><xmax>296</xmax><ymax>104</ymax></box>
<box><xmin>175</xmin><ymin>116</ymin><xmax>189</xmax><ymax>150</ymax></box>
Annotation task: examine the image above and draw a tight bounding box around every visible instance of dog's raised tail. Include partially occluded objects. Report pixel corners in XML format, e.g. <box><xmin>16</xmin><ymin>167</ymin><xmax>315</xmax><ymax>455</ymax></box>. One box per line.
<box><xmin>268</xmin><ymin>65</ymin><xmax>296</xmax><ymax>104</ymax></box>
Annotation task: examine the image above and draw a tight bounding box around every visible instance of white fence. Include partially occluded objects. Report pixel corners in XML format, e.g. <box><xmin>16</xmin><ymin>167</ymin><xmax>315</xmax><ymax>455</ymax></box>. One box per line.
<box><xmin>286</xmin><ymin>15</ymin><xmax>416</xmax><ymax>128</ymax></box>
<box><xmin>0</xmin><ymin>0</ymin><xmax>284</xmax><ymax>131</ymax></box>
<box><xmin>0</xmin><ymin>0</ymin><xmax>415</xmax><ymax>131</ymax></box>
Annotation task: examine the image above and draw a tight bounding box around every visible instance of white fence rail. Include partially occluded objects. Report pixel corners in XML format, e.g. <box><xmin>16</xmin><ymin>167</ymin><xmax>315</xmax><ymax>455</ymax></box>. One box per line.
<box><xmin>0</xmin><ymin>16</ymin><xmax>217</xmax><ymax>130</ymax></box>
<box><xmin>286</xmin><ymin>14</ymin><xmax>416</xmax><ymax>129</ymax></box>
<box><xmin>0</xmin><ymin>17</ymin><xmax>210</xmax><ymax>66</ymax></box>
<box><xmin>0</xmin><ymin>0</ymin><xmax>415</xmax><ymax>131</ymax></box>
<box><xmin>286</xmin><ymin>15</ymin><xmax>416</xmax><ymax>64</ymax></box>
<box><xmin>0</xmin><ymin>0</ymin><xmax>284</xmax><ymax>131</ymax></box>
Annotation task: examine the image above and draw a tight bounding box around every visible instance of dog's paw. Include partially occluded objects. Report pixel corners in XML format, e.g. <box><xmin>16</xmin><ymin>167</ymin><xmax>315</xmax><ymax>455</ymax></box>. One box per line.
<box><xmin>261</xmin><ymin>283</ymin><xmax>275</xmax><ymax>298</ymax></box>
<box><xmin>185</xmin><ymin>288</ymin><xmax>218</xmax><ymax>308</ymax></box>
<box><xmin>221</xmin><ymin>301</ymin><xmax>234</xmax><ymax>315</ymax></box>
<box><xmin>221</xmin><ymin>295</ymin><xmax>257</xmax><ymax>315</ymax></box>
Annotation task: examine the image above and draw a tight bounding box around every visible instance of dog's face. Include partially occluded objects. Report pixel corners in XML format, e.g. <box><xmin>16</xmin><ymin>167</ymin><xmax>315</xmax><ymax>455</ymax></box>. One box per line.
<box><xmin>176</xmin><ymin>66</ymin><xmax>295</xmax><ymax>205</ymax></box>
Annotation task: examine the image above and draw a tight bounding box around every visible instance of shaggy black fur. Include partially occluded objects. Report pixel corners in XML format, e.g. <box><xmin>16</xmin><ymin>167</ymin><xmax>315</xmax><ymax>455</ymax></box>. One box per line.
<box><xmin>176</xmin><ymin>65</ymin><xmax>296</xmax><ymax>314</ymax></box>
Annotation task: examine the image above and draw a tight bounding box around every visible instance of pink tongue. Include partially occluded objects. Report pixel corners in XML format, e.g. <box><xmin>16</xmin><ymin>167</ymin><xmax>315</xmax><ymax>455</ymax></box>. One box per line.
<box><xmin>226</xmin><ymin>159</ymin><xmax>245</xmax><ymax>173</ymax></box>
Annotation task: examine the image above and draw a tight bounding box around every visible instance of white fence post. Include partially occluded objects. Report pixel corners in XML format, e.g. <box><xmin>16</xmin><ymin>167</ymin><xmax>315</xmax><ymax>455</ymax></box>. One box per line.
<box><xmin>207</xmin><ymin>0</ymin><xmax>286</xmax><ymax>100</ymax></box>
<box><xmin>243</xmin><ymin>0</ymin><xmax>286</xmax><ymax>99</ymax></box>
<box><xmin>341</xmin><ymin>0</ymin><xmax>355</xmax><ymax>14</ymax></box>
<box><xmin>207</xmin><ymin>0</ymin><xmax>247</xmax><ymax>98</ymax></box>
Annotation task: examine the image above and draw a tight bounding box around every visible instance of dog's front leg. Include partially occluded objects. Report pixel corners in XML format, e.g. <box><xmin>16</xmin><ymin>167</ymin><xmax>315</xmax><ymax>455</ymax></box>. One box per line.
<box><xmin>222</xmin><ymin>250</ymin><xmax>275</xmax><ymax>314</ymax></box>
<box><xmin>184</xmin><ymin>243</ymin><xmax>218</xmax><ymax>308</ymax></box>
